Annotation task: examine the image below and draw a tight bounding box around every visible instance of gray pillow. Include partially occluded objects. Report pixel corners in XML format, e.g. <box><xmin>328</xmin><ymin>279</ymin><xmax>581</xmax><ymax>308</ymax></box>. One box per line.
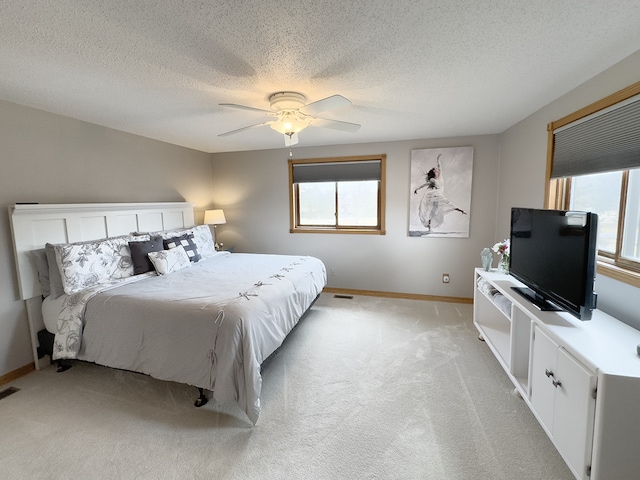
<box><xmin>45</xmin><ymin>243</ymin><xmax>65</xmax><ymax>299</ymax></box>
<box><xmin>129</xmin><ymin>237</ymin><xmax>164</xmax><ymax>275</ymax></box>
<box><xmin>28</xmin><ymin>248</ymin><xmax>50</xmax><ymax>297</ymax></box>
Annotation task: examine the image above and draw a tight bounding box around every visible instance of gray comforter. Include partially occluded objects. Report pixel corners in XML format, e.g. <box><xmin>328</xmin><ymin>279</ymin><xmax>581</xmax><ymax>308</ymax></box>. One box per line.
<box><xmin>73</xmin><ymin>252</ymin><xmax>326</xmax><ymax>424</ymax></box>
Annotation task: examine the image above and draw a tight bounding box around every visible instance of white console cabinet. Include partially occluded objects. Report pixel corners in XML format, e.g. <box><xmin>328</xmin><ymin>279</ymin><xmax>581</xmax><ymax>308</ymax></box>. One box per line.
<box><xmin>473</xmin><ymin>268</ymin><xmax>640</xmax><ymax>480</ymax></box>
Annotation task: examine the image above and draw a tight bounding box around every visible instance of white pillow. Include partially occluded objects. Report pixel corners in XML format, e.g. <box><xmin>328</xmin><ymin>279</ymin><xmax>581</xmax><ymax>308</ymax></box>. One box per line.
<box><xmin>148</xmin><ymin>245</ymin><xmax>191</xmax><ymax>275</ymax></box>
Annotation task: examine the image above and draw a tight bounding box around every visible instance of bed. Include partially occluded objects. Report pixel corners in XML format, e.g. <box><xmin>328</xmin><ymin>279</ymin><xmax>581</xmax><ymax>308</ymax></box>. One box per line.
<box><xmin>10</xmin><ymin>202</ymin><xmax>326</xmax><ymax>424</ymax></box>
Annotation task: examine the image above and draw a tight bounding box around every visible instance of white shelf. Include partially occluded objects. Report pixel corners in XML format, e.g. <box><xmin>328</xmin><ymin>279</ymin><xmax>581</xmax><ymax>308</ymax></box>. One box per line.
<box><xmin>474</xmin><ymin>270</ymin><xmax>512</xmax><ymax>367</ymax></box>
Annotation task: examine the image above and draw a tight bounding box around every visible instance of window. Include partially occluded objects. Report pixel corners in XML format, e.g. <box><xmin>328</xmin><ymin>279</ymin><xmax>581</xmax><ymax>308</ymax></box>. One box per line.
<box><xmin>547</xmin><ymin>81</ymin><xmax>640</xmax><ymax>287</ymax></box>
<box><xmin>566</xmin><ymin>168</ymin><xmax>640</xmax><ymax>266</ymax></box>
<box><xmin>289</xmin><ymin>155</ymin><xmax>386</xmax><ymax>234</ymax></box>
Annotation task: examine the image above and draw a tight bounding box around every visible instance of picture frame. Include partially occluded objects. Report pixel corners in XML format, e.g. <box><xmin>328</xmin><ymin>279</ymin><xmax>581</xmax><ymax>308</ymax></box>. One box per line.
<box><xmin>409</xmin><ymin>146</ymin><xmax>473</xmax><ymax>238</ymax></box>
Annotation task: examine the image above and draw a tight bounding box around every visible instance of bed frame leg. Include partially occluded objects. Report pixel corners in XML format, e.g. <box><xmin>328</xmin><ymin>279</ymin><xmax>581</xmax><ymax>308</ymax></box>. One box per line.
<box><xmin>56</xmin><ymin>360</ymin><xmax>72</xmax><ymax>373</ymax></box>
<box><xmin>194</xmin><ymin>388</ymin><xmax>208</xmax><ymax>407</ymax></box>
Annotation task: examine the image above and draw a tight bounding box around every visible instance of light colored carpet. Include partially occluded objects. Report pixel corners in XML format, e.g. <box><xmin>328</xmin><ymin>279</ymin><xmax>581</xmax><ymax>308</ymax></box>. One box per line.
<box><xmin>0</xmin><ymin>293</ymin><xmax>574</xmax><ymax>480</ymax></box>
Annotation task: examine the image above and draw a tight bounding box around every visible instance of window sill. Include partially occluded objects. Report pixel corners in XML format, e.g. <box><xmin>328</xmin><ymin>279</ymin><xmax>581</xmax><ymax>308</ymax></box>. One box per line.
<box><xmin>597</xmin><ymin>261</ymin><xmax>640</xmax><ymax>288</ymax></box>
<box><xmin>290</xmin><ymin>227</ymin><xmax>385</xmax><ymax>235</ymax></box>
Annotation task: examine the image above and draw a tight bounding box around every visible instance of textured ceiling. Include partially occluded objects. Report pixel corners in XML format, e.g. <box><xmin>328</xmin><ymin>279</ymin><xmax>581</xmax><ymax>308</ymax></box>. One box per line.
<box><xmin>1</xmin><ymin>1</ymin><xmax>640</xmax><ymax>153</ymax></box>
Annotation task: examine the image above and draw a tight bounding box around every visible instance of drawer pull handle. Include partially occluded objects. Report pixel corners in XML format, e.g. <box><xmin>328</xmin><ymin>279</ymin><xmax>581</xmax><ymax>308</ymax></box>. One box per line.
<box><xmin>545</xmin><ymin>369</ymin><xmax>555</xmax><ymax>378</ymax></box>
<box><xmin>552</xmin><ymin>380</ymin><xmax>562</xmax><ymax>388</ymax></box>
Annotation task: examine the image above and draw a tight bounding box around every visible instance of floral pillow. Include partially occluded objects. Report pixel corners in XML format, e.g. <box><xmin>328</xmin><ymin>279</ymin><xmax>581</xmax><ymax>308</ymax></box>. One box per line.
<box><xmin>53</xmin><ymin>235</ymin><xmax>143</xmax><ymax>295</ymax></box>
<box><xmin>148</xmin><ymin>245</ymin><xmax>191</xmax><ymax>275</ymax></box>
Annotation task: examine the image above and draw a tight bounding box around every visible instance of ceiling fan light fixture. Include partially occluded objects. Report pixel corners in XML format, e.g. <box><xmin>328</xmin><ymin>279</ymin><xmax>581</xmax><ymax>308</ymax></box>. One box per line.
<box><xmin>270</xmin><ymin>112</ymin><xmax>309</xmax><ymax>135</ymax></box>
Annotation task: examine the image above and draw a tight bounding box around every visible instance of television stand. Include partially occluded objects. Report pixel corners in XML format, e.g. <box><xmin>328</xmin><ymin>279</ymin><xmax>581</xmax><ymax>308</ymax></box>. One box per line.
<box><xmin>511</xmin><ymin>286</ymin><xmax>561</xmax><ymax>312</ymax></box>
<box><xmin>474</xmin><ymin>269</ymin><xmax>640</xmax><ymax>480</ymax></box>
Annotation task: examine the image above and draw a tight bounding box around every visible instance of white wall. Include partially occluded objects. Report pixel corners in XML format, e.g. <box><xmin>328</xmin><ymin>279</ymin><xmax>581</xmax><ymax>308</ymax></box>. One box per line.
<box><xmin>210</xmin><ymin>135</ymin><xmax>500</xmax><ymax>299</ymax></box>
<box><xmin>498</xmin><ymin>50</ymin><xmax>640</xmax><ymax>328</ymax></box>
<box><xmin>0</xmin><ymin>100</ymin><xmax>213</xmax><ymax>377</ymax></box>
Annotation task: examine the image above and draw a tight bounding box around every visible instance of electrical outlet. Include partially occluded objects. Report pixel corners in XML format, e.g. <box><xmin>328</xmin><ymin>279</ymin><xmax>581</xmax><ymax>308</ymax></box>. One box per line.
<box><xmin>442</xmin><ymin>273</ymin><xmax>450</xmax><ymax>283</ymax></box>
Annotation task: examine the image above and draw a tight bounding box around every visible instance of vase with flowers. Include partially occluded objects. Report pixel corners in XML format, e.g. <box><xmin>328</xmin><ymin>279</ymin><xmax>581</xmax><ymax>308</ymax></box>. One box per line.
<box><xmin>492</xmin><ymin>238</ymin><xmax>510</xmax><ymax>273</ymax></box>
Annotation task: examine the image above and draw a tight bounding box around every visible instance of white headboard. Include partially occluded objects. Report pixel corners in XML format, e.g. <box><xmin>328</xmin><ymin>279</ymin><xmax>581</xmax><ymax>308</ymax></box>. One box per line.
<box><xmin>9</xmin><ymin>202</ymin><xmax>195</xmax><ymax>301</ymax></box>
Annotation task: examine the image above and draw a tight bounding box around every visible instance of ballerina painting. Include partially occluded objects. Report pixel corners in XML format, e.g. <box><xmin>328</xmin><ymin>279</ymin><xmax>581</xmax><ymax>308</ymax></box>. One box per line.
<box><xmin>409</xmin><ymin>147</ymin><xmax>473</xmax><ymax>237</ymax></box>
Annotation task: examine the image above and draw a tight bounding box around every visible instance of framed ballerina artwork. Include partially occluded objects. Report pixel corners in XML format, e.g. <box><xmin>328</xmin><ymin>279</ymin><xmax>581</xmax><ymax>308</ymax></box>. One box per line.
<box><xmin>409</xmin><ymin>146</ymin><xmax>473</xmax><ymax>238</ymax></box>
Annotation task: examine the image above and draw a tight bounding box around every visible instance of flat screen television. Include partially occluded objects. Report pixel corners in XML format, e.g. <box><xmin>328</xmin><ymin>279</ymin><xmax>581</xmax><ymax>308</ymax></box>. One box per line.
<box><xmin>509</xmin><ymin>207</ymin><xmax>598</xmax><ymax>320</ymax></box>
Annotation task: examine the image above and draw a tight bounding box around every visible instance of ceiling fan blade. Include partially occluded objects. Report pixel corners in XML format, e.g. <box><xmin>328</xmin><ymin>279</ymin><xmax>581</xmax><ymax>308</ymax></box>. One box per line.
<box><xmin>309</xmin><ymin>117</ymin><xmax>361</xmax><ymax>132</ymax></box>
<box><xmin>299</xmin><ymin>94</ymin><xmax>351</xmax><ymax>116</ymax></box>
<box><xmin>218</xmin><ymin>121</ymin><xmax>273</xmax><ymax>137</ymax></box>
<box><xmin>219</xmin><ymin>103</ymin><xmax>273</xmax><ymax>114</ymax></box>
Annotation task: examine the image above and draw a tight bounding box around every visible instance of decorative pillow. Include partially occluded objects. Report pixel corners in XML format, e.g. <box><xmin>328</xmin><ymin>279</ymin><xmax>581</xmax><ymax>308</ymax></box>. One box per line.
<box><xmin>28</xmin><ymin>248</ymin><xmax>51</xmax><ymax>297</ymax></box>
<box><xmin>142</xmin><ymin>225</ymin><xmax>216</xmax><ymax>259</ymax></box>
<box><xmin>45</xmin><ymin>243</ymin><xmax>66</xmax><ymax>299</ymax></box>
<box><xmin>190</xmin><ymin>225</ymin><xmax>217</xmax><ymax>259</ymax></box>
<box><xmin>148</xmin><ymin>245</ymin><xmax>191</xmax><ymax>275</ymax></box>
<box><xmin>163</xmin><ymin>233</ymin><xmax>201</xmax><ymax>262</ymax></box>
<box><xmin>129</xmin><ymin>237</ymin><xmax>164</xmax><ymax>275</ymax></box>
<box><xmin>53</xmin><ymin>236</ymin><xmax>138</xmax><ymax>295</ymax></box>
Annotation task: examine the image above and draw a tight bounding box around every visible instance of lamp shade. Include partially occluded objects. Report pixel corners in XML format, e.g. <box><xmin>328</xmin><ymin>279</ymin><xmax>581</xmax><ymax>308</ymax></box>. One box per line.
<box><xmin>204</xmin><ymin>209</ymin><xmax>226</xmax><ymax>225</ymax></box>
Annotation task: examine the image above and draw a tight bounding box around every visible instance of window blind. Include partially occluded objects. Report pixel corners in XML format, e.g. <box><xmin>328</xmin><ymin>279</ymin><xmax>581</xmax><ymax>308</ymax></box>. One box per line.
<box><xmin>292</xmin><ymin>160</ymin><xmax>381</xmax><ymax>183</ymax></box>
<box><xmin>552</xmin><ymin>95</ymin><xmax>640</xmax><ymax>178</ymax></box>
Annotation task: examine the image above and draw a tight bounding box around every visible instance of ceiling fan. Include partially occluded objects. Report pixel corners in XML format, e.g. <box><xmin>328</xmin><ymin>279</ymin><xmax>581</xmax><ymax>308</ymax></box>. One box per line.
<box><xmin>218</xmin><ymin>92</ymin><xmax>361</xmax><ymax>146</ymax></box>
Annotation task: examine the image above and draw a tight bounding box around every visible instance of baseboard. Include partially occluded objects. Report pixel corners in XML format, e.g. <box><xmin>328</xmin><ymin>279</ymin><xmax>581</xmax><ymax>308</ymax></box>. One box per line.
<box><xmin>0</xmin><ymin>363</ymin><xmax>35</xmax><ymax>387</ymax></box>
<box><xmin>322</xmin><ymin>287</ymin><xmax>473</xmax><ymax>304</ymax></box>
